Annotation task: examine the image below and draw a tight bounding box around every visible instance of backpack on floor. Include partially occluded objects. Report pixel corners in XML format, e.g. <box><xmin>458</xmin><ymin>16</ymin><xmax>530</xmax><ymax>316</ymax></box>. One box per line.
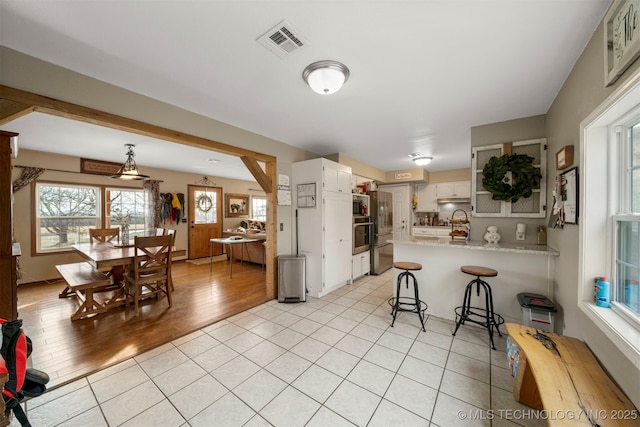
<box><xmin>0</xmin><ymin>319</ymin><xmax>48</xmax><ymax>427</ymax></box>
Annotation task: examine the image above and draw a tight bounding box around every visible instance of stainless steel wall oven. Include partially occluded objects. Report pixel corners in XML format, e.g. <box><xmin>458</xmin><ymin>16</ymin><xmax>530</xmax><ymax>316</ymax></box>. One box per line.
<box><xmin>353</xmin><ymin>217</ymin><xmax>372</xmax><ymax>255</ymax></box>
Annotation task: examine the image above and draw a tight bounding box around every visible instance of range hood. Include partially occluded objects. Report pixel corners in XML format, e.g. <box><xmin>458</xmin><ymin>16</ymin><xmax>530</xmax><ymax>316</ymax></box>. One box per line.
<box><xmin>437</xmin><ymin>197</ymin><xmax>471</xmax><ymax>204</ymax></box>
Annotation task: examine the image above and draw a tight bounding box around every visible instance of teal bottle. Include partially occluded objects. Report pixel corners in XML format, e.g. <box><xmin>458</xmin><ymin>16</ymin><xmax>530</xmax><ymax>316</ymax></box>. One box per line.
<box><xmin>595</xmin><ymin>278</ymin><xmax>610</xmax><ymax>308</ymax></box>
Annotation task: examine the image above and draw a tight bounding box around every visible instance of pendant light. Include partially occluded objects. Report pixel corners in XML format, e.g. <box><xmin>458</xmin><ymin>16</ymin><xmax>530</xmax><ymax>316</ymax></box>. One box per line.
<box><xmin>302</xmin><ymin>60</ymin><xmax>350</xmax><ymax>95</ymax></box>
<box><xmin>111</xmin><ymin>144</ymin><xmax>150</xmax><ymax>180</ymax></box>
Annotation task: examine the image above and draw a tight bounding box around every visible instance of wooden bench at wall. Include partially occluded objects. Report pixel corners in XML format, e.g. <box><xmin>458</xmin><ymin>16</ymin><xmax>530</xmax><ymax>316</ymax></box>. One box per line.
<box><xmin>55</xmin><ymin>262</ymin><xmax>118</xmax><ymax>320</ymax></box>
<box><xmin>506</xmin><ymin>323</ymin><xmax>638</xmax><ymax>426</ymax></box>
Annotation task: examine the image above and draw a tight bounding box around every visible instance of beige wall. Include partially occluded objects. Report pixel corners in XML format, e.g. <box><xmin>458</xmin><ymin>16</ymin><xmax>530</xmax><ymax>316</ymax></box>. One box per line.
<box><xmin>544</xmin><ymin>17</ymin><xmax>640</xmax><ymax>406</ymax></box>
<box><xmin>470</xmin><ymin>115</ymin><xmax>546</xmax><ymax>148</ymax></box>
<box><xmin>325</xmin><ymin>153</ymin><xmax>386</xmax><ymax>182</ymax></box>
<box><xmin>466</xmin><ymin>16</ymin><xmax>640</xmax><ymax>406</ymax></box>
<box><xmin>427</xmin><ymin>168</ymin><xmax>471</xmax><ymax>183</ymax></box>
<box><xmin>468</xmin><ymin>115</ymin><xmax>547</xmax><ymax>243</ymax></box>
<box><xmin>12</xmin><ymin>149</ymin><xmax>265</xmax><ymax>283</ymax></box>
<box><xmin>0</xmin><ymin>46</ymin><xmax>320</xmax><ymax>260</ymax></box>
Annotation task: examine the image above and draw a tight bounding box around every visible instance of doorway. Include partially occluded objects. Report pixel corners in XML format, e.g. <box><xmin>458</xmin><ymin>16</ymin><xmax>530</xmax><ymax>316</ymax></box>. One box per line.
<box><xmin>188</xmin><ymin>185</ymin><xmax>223</xmax><ymax>259</ymax></box>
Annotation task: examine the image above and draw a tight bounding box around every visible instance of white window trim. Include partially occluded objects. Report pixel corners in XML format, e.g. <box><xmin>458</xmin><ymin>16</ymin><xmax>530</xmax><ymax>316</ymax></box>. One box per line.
<box><xmin>580</xmin><ymin>70</ymin><xmax>640</xmax><ymax>368</ymax></box>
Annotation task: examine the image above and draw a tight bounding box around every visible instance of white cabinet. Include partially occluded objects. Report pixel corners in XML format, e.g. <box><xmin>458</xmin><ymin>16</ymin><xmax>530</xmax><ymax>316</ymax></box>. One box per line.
<box><xmin>352</xmin><ymin>251</ymin><xmax>370</xmax><ymax>280</ymax></box>
<box><xmin>293</xmin><ymin>158</ymin><xmax>353</xmax><ymax>297</ymax></box>
<box><xmin>415</xmin><ymin>184</ymin><xmax>437</xmax><ymax>212</ymax></box>
<box><xmin>323</xmin><ymin>161</ymin><xmax>351</xmax><ymax>193</ymax></box>
<box><xmin>413</xmin><ymin>227</ymin><xmax>435</xmax><ymax>237</ymax></box>
<box><xmin>413</xmin><ymin>227</ymin><xmax>450</xmax><ymax>238</ymax></box>
<box><xmin>436</xmin><ymin>181</ymin><xmax>471</xmax><ymax>198</ymax></box>
<box><xmin>472</xmin><ymin>138</ymin><xmax>546</xmax><ymax>218</ymax></box>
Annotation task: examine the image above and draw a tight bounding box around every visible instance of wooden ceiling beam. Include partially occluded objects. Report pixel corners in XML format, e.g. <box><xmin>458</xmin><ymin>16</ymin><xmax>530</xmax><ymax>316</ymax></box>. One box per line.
<box><xmin>0</xmin><ymin>99</ymin><xmax>34</xmax><ymax>125</ymax></box>
<box><xmin>0</xmin><ymin>85</ymin><xmax>276</xmax><ymax>164</ymax></box>
<box><xmin>241</xmin><ymin>156</ymin><xmax>272</xmax><ymax>193</ymax></box>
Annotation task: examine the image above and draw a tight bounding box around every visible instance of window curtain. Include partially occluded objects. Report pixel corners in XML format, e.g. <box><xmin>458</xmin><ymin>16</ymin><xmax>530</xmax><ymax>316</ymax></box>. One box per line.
<box><xmin>143</xmin><ymin>179</ymin><xmax>161</xmax><ymax>232</ymax></box>
<box><xmin>12</xmin><ymin>167</ymin><xmax>45</xmax><ymax>193</ymax></box>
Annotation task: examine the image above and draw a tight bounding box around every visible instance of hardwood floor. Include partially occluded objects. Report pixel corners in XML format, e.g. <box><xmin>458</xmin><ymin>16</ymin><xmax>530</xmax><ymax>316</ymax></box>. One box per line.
<box><xmin>18</xmin><ymin>258</ymin><xmax>270</xmax><ymax>389</ymax></box>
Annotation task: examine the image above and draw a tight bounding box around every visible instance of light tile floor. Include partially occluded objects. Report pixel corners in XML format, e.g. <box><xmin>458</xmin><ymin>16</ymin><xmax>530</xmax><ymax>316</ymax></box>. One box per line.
<box><xmin>13</xmin><ymin>270</ymin><xmax>546</xmax><ymax>427</ymax></box>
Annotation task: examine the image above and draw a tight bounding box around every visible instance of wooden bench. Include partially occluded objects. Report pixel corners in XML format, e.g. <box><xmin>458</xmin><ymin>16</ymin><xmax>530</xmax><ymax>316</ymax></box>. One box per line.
<box><xmin>55</xmin><ymin>262</ymin><xmax>119</xmax><ymax>320</ymax></box>
<box><xmin>506</xmin><ymin>323</ymin><xmax>638</xmax><ymax>426</ymax></box>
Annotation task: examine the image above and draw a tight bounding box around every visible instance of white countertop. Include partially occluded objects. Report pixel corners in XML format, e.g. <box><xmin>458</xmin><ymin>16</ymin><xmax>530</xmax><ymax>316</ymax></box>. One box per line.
<box><xmin>390</xmin><ymin>237</ymin><xmax>559</xmax><ymax>256</ymax></box>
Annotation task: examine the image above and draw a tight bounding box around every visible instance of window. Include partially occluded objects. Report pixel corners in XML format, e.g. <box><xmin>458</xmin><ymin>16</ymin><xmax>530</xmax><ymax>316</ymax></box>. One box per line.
<box><xmin>106</xmin><ymin>188</ymin><xmax>146</xmax><ymax>238</ymax></box>
<box><xmin>35</xmin><ymin>183</ymin><xmax>100</xmax><ymax>252</ymax></box>
<box><xmin>194</xmin><ymin>189</ymin><xmax>219</xmax><ymax>224</ymax></box>
<box><xmin>613</xmin><ymin>117</ymin><xmax>640</xmax><ymax>321</ymax></box>
<box><xmin>34</xmin><ymin>182</ymin><xmax>147</xmax><ymax>254</ymax></box>
<box><xmin>581</xmin><ymin>72</ymin><xmax>640</xmax><ymax>362</ymax></box>
<box><xmin>252</xmin><ymin>196</ymin><xmax>267</xmax><ymax>221</ymax></box>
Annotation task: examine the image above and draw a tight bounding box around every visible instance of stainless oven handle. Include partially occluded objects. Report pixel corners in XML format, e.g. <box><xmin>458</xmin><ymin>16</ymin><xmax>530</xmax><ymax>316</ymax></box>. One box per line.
<box><xmin>353</xmin><ymin>222</ymin><xmax>373</xmax><ymax>227</ymax></box>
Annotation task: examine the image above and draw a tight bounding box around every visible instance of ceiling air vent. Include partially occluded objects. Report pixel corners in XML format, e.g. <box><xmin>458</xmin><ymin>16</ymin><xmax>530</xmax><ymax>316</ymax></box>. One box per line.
<box><xmin>257</xmin><ymin>20</ymin><xmax>307</xmax><ymax>59</ymax></box>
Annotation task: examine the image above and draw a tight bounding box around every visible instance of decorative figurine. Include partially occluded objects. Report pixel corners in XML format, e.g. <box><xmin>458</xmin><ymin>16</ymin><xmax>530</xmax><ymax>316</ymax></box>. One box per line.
<box><xmin>484</xmin><ymin>226</ymin><xmax>501</xmax><ymax>244</ymax></box>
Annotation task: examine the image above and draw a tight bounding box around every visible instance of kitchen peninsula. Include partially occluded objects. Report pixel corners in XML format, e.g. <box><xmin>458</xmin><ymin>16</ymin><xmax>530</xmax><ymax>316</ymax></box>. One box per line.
<box><xmin>391</xmin><ymin>237</ymin><xmax>559</xmax><ymax>327</ymax></box>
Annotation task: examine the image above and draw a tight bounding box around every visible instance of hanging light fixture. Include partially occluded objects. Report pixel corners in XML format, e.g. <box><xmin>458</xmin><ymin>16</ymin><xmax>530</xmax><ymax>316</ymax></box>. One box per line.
<box><xmin>302</xmin><ymin>60</ymin><xmax>350</xmax><ymax>95</ymax></box>
<box><xmin>111</xmin><ymin>144</ymin><xmax>150</xmax><ymax>180</ymax></box>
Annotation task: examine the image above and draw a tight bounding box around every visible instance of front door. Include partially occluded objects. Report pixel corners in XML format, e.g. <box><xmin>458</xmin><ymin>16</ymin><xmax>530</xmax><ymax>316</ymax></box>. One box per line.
<box><xmin>188</xmin><ymin>185</ymin><xmax>223</xmax><ymax>259</ymax></box>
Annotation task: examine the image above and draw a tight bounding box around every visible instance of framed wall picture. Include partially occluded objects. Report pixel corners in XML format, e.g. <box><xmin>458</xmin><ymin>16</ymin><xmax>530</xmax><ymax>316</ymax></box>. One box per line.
<box><xmin>225</xmin><ymin>193</ymin><xmax>249</xmax><ymax>217</ymax></box>
<box><xmin>297</xmin><ymin>183</ymin><xmax>316</xmax><ymax>208</ymax></box>
<box><xmin>560</xmin><ymin>167</ymin><xmax>578</xmax><ymax>224</ymax></box>
<box><xmin>604</xmin><ymin>0</ymin><xmax>640</xmax><ymax>86</ymax></box>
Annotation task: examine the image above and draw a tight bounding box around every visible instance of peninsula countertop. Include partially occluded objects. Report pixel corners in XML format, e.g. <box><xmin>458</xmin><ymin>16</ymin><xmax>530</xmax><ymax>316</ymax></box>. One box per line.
<box><xmin>390</xmin><ymin>236</ymin><xmax>559</xmax><ymax>256</ymax></box>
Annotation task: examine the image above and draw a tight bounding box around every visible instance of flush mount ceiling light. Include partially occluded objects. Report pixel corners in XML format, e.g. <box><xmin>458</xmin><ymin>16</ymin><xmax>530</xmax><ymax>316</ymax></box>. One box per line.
<box><xmin>408</xmin><ymin>153</ymin><xmax>433</xmax><ymax>166</ymax></box>
<box><xmin>413</xmin><ymin>157</ymin><xmax>433</xmax><ymax>166</ymax></box>
<box><xmin>111</xmin><ymin>144</ymin><xmax>150</xmax><ymax>180</ymax></box>
<box><xmin>302</xmin><ymin>60</ymin><xmax>350</xmax><ymax>95</ymax></box>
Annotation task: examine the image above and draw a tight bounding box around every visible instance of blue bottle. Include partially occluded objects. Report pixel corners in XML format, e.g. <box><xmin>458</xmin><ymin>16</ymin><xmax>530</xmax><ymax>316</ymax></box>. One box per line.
<box><xmin>595</xmin><ymin>278</ymin><xmax>610</xmax><ymax>308</ymax></box>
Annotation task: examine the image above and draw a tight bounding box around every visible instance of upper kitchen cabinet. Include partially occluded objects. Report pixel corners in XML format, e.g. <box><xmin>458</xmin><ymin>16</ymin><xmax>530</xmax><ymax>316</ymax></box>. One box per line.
<box><xmin>415</xmin><ymin>184</ymin><xmax>437</xmax><ymax>212</ymax></box>
<box><xmin>471</xmin><ymin>138</ymin><xmax>547</xmax><ymax>218</ymax></box>
<box><xmin>323</xmin><ymin>160</ymin><xmax>352</xmax><ymax>193</ymax></box>
<box><xmin>436</xmin><ymin>181</ymin><xmax>471</xmax><ymax>198</ymax></box>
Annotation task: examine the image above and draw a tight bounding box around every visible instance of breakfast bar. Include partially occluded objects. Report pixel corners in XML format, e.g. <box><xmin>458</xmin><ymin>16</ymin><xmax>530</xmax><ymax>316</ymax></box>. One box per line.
<box><xmin>391</xmin><ymin>237</ymin><xmax>559</xmax><ymax>326</ymax></box>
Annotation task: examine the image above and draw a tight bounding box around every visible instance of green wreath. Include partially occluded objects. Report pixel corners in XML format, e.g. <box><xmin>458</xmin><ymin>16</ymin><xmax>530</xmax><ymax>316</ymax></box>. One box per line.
<box><xmin>482</xmin><ymin>154</ymin><xmax>541</xmax><ymax>202</ymax></box>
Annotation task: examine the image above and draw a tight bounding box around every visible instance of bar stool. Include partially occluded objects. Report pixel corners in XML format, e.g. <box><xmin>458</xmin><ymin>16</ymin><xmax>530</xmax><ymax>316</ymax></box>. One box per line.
<box><xmin>389</xmin><ymin>262</ymin><xmax>427</xmax><ymax>331</ymax></box>
<box><xmin>452</xmin><ymin>265</ymin><xmax>504</xmax><ymax>350</ymax></box>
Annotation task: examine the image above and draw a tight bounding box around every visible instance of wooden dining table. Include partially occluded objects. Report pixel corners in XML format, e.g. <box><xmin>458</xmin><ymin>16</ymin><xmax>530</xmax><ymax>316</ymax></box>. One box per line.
<box><xmin>65</xmin><ymin>241</ymin><xmax>186</xmax><ymax>301</ymax></box>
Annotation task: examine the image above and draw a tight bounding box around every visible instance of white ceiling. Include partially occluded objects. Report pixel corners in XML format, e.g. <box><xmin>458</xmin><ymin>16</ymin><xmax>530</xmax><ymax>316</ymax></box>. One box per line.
<box><xmin>0</xmin><ymin>0</ymin><xmax>611</xmax><ymax>177</ymax></box>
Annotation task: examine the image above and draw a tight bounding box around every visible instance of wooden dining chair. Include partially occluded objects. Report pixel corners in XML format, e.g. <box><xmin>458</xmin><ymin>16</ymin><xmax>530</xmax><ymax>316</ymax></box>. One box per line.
<box><xmin>89</xmin><ymin>228</ymin><xmax>120</xmax><ymax>243</ymax></box>
<box><xmin>124</xmin><ymin>235</ymin><xmax>173</xmax><ymax>315</ymax></box>
<box><xmin>155</xmin><ymin>228</ymin><xmax>176</xmax><ymax>239</ymax></box>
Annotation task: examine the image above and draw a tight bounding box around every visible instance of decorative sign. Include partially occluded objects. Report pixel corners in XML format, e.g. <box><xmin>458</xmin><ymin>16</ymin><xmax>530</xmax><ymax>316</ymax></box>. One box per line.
<box><xmin>80</xmin><ymin>158</ymin><xmax>122</xmax><ymax>176</ymax></box>
<box><xmin>605</xmin><ymin>0</ymin><xmax>640</xmax><ymax>86</ymax></box>
<box><xmin>277</xmin><ymin>184</ymin><xmax>291</xmax><ymax>206</ymax></box>
<box><xmin>394</xmin><ymin>173</ymin><xmax>412</xmax><ymax>180</ymax></box>
<box><xmin>297</xmin><ymin>183</ymin><xmax>316</xmax><ymax>208</ymax></box>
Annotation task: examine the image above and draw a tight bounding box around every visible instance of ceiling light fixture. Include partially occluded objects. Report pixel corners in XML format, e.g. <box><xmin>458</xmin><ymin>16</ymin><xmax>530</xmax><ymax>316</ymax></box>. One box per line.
<box><xmin>302</xmin><ymin>60</ymin><xmax>350</xmax><ymax>95</ymax></box>
<box><xmin>412</xmin><ymin>156</ymin><xmax>433</xmax><ymax>166</ymax></box>
<box><xmin>111</xmin><ymin>144</ymin><xmax>150</xmax><ymax>180</ymax></box>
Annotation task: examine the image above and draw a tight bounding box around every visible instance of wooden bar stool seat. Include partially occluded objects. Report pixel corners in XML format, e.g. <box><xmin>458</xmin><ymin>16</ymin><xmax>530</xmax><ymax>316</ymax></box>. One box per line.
<box><xmin>389</xmin><ymin>262</ymin><xmax>427</xmax><ymax>331</ymax></box>
<box><xmin>453</xmin><ymin>265</ymin><xmax>504</xmax><ymax>349</ymax></box>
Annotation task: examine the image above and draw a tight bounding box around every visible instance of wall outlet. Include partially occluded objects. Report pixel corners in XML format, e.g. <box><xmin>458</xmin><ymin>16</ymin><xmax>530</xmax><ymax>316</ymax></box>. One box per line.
<box><xmin>280</xmin><ymin>223</ymin><xmax>284</xmax><ymax>231</ymax></box>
